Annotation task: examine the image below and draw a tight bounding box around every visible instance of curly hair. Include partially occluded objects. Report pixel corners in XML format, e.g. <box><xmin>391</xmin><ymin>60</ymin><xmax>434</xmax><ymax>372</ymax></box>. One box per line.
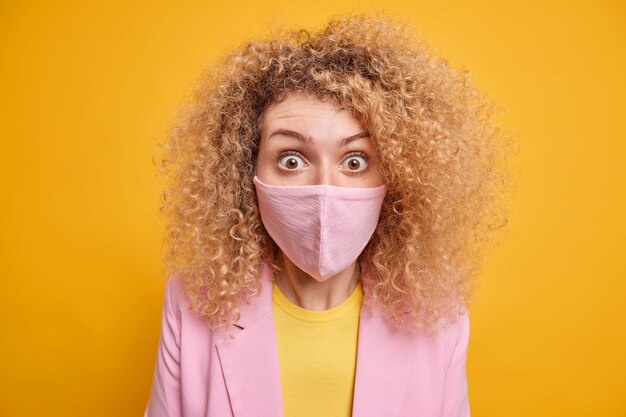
<box><xmin>153</xmin><ymin>11</ymin><xmax>517</xmax><ymax>336</ymax></box>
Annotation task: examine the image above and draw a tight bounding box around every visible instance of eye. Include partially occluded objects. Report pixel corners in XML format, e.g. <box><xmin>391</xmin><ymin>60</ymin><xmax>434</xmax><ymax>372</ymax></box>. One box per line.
<box><xmin>277</xmin><ymin>152</ymin><xmax>306</xmax><ymax>170</ymax></box>
<box><xmin>341</xmin><ymin>152</ymin><xmax>369</xmax><ymax>173</ymax></box>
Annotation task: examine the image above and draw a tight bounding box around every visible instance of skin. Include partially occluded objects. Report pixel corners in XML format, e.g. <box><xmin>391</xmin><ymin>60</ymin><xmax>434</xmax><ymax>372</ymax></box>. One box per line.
<box><xmin>255</xmin><ymin>92</ymin><xmax>385</xmax><ymax>311</ymax></box>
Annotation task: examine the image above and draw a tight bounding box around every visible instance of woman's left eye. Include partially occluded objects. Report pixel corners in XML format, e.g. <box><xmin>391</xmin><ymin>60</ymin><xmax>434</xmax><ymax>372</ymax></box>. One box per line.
<box><xmin>341</xmin><ymin>154</ymin><xmax>369</xmax><ymax>173</ymax></box>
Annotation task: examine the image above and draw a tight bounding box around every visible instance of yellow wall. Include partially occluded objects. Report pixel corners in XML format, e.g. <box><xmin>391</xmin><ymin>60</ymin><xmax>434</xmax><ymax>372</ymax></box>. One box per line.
<box><xmin>1</xmin><ymin>1</ymin><xmax>624</xmax><ymax>416</ymax></box>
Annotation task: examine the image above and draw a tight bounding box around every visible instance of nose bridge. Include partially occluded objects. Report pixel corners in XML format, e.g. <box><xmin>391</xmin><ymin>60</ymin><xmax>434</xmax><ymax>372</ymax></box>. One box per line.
<box><xmin>315</xmin><ymin>157</ymin><xmax>339</xmax><ymax>186</ymax></box>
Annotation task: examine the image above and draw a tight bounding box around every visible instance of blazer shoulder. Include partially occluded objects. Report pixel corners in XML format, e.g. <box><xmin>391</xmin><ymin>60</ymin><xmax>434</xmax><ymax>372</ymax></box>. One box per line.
<box><xmin>162</xmin><ymin>276</ymin><xmax>194</xmax><ymax>326</ymax></box>
<box><xmin>442</xmin><ymin>308</ymin><xmax>470</xmax><ymax>373</ymax></box>
<box><xmin>446</xmin><ymin>308</ymin><xmax>470</xmax><ymax>341</ymax></box>
<box><xmin>162</xmin><ymin>276</ymin><xmax>235</xmax><ymax>342</ymax></box>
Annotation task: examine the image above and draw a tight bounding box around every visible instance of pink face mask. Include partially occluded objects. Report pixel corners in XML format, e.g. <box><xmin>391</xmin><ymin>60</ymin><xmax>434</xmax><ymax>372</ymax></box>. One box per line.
<box><xmin>253</xmin><ymin>175</ymin><xmax>387</xmax><ymax>281</ymax></box>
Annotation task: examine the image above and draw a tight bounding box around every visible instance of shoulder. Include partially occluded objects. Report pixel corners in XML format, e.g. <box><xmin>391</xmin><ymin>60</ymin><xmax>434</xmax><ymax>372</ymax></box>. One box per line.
<box><xmin>441</xmin><ymin>309</ymin><xmax>470</xmax><ymax>343</ymax></box>
<box><xmin>160</xmin><ymin>277</ymin><xmax>187</xmax><ymax>328</ymax></box>
<box><xmin>162</xmin><ymin>276</ymin><xmax>236</xmax><ymax>343</ymax></box>
<box><xmin>402</xmin><ymin>308</ymin><xmax>470</xmax><ymax>372</ymax></box>
<box><xmin>405</xmin><ymin>309</ymin><xmax>471</xmax><ymax>388</ymax></box>
<box><xmin>164</xmin><ymin>276</ymin><xmax>185</xmax><ymax>311</ymax></box>
<box><xmin>438</xmin><ymin>309</ymin><xmax>470</xmax><ymax>374</ymax></box>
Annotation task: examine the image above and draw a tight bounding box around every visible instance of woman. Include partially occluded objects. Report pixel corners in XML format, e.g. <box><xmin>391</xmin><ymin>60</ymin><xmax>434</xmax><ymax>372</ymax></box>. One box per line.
<box><xmin>144</xmin><ymin>12</ymin><xmax>513</xmax><ymax>417</ymax></box>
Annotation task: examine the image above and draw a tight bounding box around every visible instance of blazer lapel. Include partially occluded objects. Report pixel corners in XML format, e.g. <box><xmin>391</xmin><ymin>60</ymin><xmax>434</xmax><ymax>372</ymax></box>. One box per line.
<box><xmin>351</xmin><ymin>292</ymin><xmax>416</xmax><ymax>417</ymax></box>
<box><xmin>215</xmin><ymin>258</ymin><xmax>284</xmax><ymax>417</ymax></box>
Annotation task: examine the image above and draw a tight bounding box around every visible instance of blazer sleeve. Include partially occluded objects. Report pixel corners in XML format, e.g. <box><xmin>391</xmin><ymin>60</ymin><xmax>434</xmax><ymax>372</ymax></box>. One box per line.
<box><xmin>442</xmin><ymin>310</ymin><xmax>471</xmax><ymax>417</ymax></box>
<box><xmin>144</xmin><ymin>278</ymin><xmax>183</xmax><ymax>417</ymax></box>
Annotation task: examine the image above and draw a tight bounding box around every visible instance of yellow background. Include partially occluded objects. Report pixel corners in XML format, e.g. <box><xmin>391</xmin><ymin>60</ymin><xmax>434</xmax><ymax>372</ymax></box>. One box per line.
<box><xmin>1</xmin><ymin>1</ymin><xmax>624</xmax><ymax>416</ymax></box>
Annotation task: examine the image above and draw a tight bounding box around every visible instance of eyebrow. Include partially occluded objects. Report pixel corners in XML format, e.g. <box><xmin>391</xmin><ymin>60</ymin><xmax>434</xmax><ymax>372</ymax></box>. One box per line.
<box><xmin>268</xmin><ymin>128</ymin><xmax>370</xmax><ymax>146</ymax></box>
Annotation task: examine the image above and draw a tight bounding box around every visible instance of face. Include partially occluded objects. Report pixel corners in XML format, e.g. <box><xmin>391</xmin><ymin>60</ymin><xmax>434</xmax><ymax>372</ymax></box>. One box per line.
<box><xmin>255</xmin><ymin>92</ymin><xmax>385</xmax><ymax>187</ymax></box>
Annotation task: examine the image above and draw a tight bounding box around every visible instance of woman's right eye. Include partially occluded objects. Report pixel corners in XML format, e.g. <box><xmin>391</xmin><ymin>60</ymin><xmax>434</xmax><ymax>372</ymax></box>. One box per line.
<box><xmin>277</xmin><ymin>153</ymin><xmax>306</xmax><ymax>170</ymax></box>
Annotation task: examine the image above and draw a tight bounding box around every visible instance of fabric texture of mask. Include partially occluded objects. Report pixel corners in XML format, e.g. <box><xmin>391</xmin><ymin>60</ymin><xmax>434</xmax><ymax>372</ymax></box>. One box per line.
<box><xmin>253</xmin><ymin>175</ymin><xmax>387</xmax><ymax>281</ymax></box>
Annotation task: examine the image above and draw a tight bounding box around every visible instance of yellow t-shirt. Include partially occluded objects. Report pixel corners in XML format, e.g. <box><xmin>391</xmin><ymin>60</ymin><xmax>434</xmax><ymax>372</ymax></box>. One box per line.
<box><xmin>272</xmin><ymin>280</ymin><xmax>363</xmax><ymax>417</ymax></box>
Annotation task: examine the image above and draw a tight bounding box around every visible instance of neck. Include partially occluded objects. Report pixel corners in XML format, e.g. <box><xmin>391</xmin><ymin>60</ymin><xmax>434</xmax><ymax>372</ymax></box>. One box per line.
<box><xmin>274</xmin><ymin>251</ymin><xmax>361</xmax><ymax>311</ymax></box>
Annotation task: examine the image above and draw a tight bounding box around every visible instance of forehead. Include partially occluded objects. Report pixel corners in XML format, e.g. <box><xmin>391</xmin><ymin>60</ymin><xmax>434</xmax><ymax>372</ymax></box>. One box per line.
<box><xmin>260</xmin><ymin>93</ymin><xmax>365</xmax><ymax>134</ymax></box>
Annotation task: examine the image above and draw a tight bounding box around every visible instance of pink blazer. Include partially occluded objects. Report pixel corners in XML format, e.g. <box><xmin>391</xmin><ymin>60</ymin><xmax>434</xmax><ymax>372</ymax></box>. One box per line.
<box><xmin>144</xmin><ymin>259</ymin><xmax>471</xmax><ymax>417</ymax></box>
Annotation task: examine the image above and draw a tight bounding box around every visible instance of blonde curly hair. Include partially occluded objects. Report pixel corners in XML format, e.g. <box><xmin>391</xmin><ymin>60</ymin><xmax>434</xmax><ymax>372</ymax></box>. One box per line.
<box><xmin>153</xmin><ymin>12</ymin><xmax>517</xmax><ymax>336</ymax></box>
